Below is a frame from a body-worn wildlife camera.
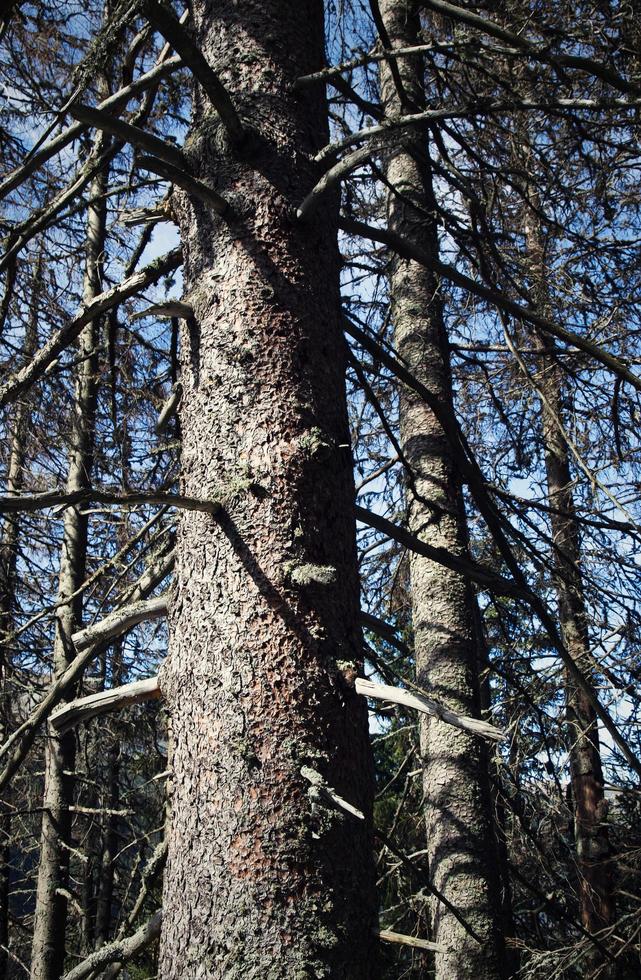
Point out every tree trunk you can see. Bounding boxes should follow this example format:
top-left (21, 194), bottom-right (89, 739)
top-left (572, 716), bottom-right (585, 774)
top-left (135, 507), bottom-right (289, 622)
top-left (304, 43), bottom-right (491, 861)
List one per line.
top-left (0, 258), bottom-right (39, 978)
top-left (157, 1), bottom-right (378, 977)
top-left (31, 155), bottom-right (107, 980)
top-left (378, 2), bottom-right (506, 977)
top-left (541, 351), bottom-right (613, 936)
top-left (93, 642), bottom-right (124, 950)
top-left (523, 203), bottom-right (614, 946)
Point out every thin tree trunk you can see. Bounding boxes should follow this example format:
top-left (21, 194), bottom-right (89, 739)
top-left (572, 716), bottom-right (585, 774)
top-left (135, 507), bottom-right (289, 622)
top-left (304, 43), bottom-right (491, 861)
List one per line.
top-left (540, 349), bottom-right (613, 936)
top-left (0, 258), bottom-right (39, 978)
top-left (31, 153), bottom-right (107, 980)
top-left (156, 1), bottom-right (379, 976)
top-left (378, 2), bottom-right (506, 976)
top-left (522, 199), bottom-right (614, 946)
top-left (92, 642), bottom-right (124, 950)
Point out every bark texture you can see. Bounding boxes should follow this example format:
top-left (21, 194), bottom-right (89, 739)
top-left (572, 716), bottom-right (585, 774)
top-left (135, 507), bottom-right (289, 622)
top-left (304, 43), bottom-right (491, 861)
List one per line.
top-left (158, 2), bottom-right (378, 977)
top-left (31, 158), bottom-right (107, 980)
top-left (379, 2), bottom-right (506, 977)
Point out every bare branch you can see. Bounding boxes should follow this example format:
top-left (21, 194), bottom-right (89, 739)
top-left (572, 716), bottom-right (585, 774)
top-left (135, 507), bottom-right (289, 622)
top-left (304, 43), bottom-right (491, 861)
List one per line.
top-left (142, 0), bottom-right (244, 142)
top-left (50, 676), bottom-right (161, 734)
top-left (61, 910), bottom-right (162, 980)
top-left (356, 678), bottom-right (505, 741)
top-left (294, 40), bottom-right (469, 89)
top-left (137, 155), bottom-right (232, 215)
top-left (377, 928), bottom-right (447, 954)
top-left (130, 301), bottom-right (193, 321)
top-left (300, 766), bottom-right (365, 820)
top-left (0, 549), bottom-right (173, 790)
top-left (341, 217), bottom-right (641, 394)
top-left (0, 488), bottom-right (218, 515)
top-left (356, 504), bottom-right (524, 599)
top-left (72, 596), bottom-right (168, 652)
top-left (69, 104), bottom-right (186, 169)
top-left (156, 383), bottom-right (183, 434)
top-left (359, 611), bottom-right (410, 655)
top-left (419, 0), bottom-right (641, 96)
top-left (298, 145), bottom-right (373, 220)
top-left (0, 56), bottom-right (182, 203)
top-left (0, 249), bottom-right (181, 409)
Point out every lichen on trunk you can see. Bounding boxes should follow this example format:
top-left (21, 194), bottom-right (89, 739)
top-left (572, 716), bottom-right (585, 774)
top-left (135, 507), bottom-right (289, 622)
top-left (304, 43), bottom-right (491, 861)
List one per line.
top-left (157, 2), bottom-right (378, 977)
top-left (378, 2), bottom-right (506, 977)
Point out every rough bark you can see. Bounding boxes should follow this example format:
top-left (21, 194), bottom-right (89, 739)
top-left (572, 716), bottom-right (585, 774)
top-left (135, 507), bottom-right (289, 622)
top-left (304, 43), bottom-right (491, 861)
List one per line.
top-left (157, 1), bottom-right (378, 977)
top-left (31, 154), bottom-right (107, 980)
top-left (0, 259), bottom-right (39, 978)
top-left (378, 2), bottom-right (506, 976)
top-left (525, 213), bottom-right (614, 942)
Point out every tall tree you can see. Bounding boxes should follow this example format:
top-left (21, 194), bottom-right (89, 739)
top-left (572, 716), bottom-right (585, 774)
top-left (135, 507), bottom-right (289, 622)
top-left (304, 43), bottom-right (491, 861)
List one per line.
top-left (523, 195), bottom-right (614, 945)
top-left (0, 255), bottom-right (39, 978)
top-left (1, 1), bottom-right (641, 976)
top-left (31, 150), bottom-right (108, 980)
top-left (154, 0), bottom-right (378, 975)
top-left (377, 1), bottom-right (506, 975)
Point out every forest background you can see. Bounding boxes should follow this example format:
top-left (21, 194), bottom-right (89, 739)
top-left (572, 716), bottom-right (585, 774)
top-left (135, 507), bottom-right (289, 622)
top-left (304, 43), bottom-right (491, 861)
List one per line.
top-left (0, 1), bottom-right (640, 978)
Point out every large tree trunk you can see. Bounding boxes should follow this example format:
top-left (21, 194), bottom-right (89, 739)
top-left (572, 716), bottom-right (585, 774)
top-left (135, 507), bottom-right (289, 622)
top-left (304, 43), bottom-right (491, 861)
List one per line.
top-left (157, 1), bottom-right (378, 977)
top-left (378, 2), bottom-right (506, 977)
top-left (0, 260), bottom-right (39, 978)
top-left (31, 156), bottom-right (107, 980)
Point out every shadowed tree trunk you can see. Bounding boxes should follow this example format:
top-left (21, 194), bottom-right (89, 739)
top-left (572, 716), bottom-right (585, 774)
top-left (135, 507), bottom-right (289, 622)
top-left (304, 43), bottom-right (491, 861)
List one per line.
top-left (92, 645), bottom-right (124, 951)
top-left (0, 257), bottom-right (39, 978)
top-left (156, 1), bottom-right (379, 977)
top-left (378, 1), bottom-right (506, 976)
top-left (539, 340), bottom-right (614, 940)
top-left (31, 151), bottom-right (108, 980)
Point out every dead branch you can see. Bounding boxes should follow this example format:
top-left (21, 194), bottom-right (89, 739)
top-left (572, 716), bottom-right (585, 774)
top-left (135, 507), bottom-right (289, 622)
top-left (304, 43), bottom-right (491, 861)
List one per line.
top-left (50, 676), bottom-right (162, 734)
top-left (61, 910), bottom-right (161, 980)
top-left (356, 678), bottom-right (505, 741)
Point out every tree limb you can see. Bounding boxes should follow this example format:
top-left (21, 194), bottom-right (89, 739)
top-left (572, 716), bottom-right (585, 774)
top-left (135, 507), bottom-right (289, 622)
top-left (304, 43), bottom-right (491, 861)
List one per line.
top-left (137, 155), bottom-right (232, 215)
top-left (0, 249), bottom-right (181, 409)
top-left (0, 549), bottom-right (173, 790)
top-left (50, 676), bottom-right (161, 734)
top-left (142, 0), bottom-right (244, 142)
top-left (69, 104), bottom-right (186, 169)
top-left (341, 217), bottom-right (641, 393)
top-left (356, 678), bottom-right (505, 741)
top-left (419, 0), bottom-right (641, 97)
top-left (72, 596), bottom-right (168, 653)
top-left (61, 910), bottom-right (162, 980)
top-left (0, 489), bottom-right (218, 516)
top-left (377, 928), bottom-right (446, 954)
top-left (0, 56), bottom-right (182, 202)
top-left (356, 504), bottom-right (524, 599)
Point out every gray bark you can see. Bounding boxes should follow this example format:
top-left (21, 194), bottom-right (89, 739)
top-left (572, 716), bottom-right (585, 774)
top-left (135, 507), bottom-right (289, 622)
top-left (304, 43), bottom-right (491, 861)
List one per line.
top-left (378, 2), bottom-right (506, 976)
top-left (156, 1), bottom-right (379, 976)
top-left (31, 151), bottom-right (108, 980)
